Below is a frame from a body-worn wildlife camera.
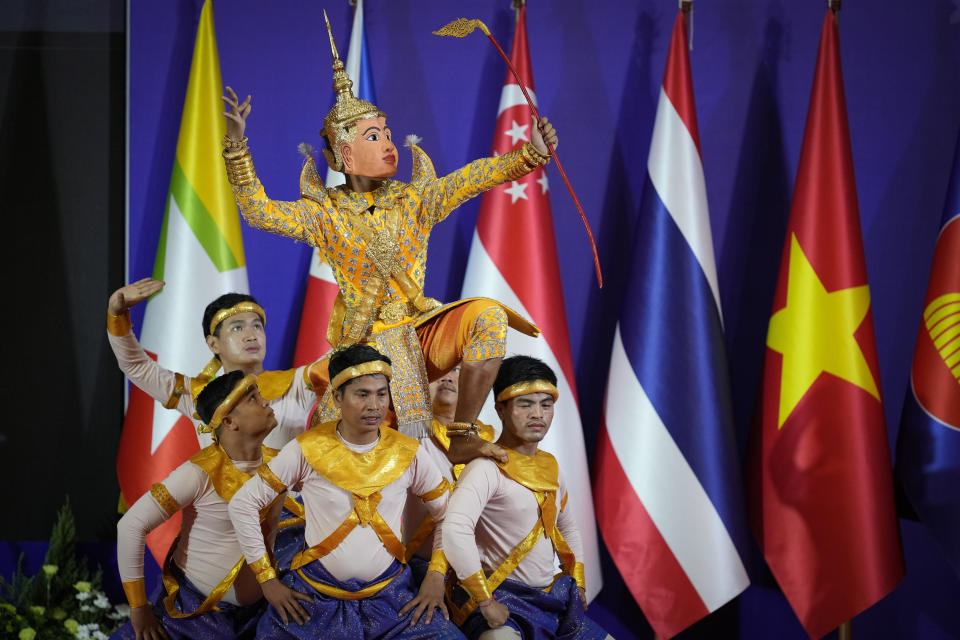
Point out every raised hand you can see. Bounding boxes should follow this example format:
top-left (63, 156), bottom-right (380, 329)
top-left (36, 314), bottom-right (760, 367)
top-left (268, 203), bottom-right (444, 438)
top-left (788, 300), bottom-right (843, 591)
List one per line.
top-left (261, 578), bottom-right (312, 626)
top-left (222, 85), bottom-right (252, 141)
top-left (108, 278), bottom-right (165, 316)
top-left (531, 116), bottom-right (558, 156)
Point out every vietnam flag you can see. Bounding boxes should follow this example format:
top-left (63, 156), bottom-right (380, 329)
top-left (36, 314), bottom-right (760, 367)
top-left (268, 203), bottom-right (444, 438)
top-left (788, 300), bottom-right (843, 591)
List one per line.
top-left (748, 9), bottom-right (904, 638)
top-left (119, 0), bottom-right (249, 563)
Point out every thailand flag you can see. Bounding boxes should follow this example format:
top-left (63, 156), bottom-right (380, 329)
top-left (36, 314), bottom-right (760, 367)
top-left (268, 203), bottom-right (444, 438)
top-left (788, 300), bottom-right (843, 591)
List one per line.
top-left (592, 10), bottom-right (750, 638)
top-left (292, 0), bottom-right (376, 365)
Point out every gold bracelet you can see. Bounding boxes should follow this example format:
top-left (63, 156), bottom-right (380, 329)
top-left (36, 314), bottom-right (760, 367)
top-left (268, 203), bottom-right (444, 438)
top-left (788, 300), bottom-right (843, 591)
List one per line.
top-left (520, 141), bottom-right (550, 168)
top-left (222, 135), bottom-right (248, 150)
top-left (224, 152), bottom-right (256, 187)
top-left (447, 421), bottom-right (480, 437)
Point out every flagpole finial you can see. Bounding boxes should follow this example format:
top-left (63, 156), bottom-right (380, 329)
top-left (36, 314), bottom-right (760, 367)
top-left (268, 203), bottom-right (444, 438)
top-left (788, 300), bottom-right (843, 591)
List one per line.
top-left (680, 0), bottom-right (692, 11)
top-left (828, 0), bottom-right (841, 12)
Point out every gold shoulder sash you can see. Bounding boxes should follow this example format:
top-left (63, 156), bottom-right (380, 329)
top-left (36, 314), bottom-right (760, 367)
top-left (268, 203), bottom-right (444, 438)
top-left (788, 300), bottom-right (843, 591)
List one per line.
top-left (448, 448), bottom-right (578, 624)
top-left (256, 368), bottom-right (297, 401)
top-left (290, 421), bottom-right (419, 570)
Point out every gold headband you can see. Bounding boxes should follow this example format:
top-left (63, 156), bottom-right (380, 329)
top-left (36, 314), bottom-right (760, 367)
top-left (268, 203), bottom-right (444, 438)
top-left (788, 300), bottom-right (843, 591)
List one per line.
top-left (495, 380), bottom-right (559, 403)
top-left (197, 374), bottom-right (259, 436)
top-left (209, 302), bottom-right (266, 335)
top-left (330, 361), bottom-right (393, 390)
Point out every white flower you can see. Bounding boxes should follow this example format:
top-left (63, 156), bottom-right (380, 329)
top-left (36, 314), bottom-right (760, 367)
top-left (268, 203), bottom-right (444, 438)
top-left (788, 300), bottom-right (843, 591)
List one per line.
top-left (93, 595), bottom-right (110, 609)
top-left (92, 631), bottom-right (109, 640)
top-left (113, 603), bottom-right (130, 618)
top-left (79, 604), bottom-right (94, 612)
top-left (75, 591), bottom-right (91, 601)
top-left (75, 627), bottom-right (90, 640)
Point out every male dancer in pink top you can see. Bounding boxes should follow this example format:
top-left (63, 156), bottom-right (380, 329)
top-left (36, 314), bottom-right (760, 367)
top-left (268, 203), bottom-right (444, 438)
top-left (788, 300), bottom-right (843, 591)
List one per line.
top-left (228, 344), bottom-right (465, 639)
top-left (112, 370), bottom-right (283, 640)
top-left (107, 278), bottom-right (322, 450)
top-left (442, 356), bottom-right (611, 640)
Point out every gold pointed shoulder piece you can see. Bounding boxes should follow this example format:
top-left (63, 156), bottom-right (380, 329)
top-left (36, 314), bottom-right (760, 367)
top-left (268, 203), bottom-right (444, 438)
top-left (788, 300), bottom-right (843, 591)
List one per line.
top-left (433, 18), bottom-right (490, 38)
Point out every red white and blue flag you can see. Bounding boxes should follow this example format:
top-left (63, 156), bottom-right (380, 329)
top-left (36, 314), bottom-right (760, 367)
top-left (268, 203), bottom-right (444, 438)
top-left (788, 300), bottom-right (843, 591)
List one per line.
top-left (293, 0), bottom-right (375, 365)
top-left (459, 4), bottom-right (603, 599)
top-left (896, 132), bottom-right (960, 574)
top-left (593, 10), bottom-right (750, 638)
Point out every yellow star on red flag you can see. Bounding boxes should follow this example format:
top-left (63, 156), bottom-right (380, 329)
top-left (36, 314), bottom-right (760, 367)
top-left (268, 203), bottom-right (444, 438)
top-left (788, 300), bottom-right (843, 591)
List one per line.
top-left (766, 234), bottom-right (880, 428)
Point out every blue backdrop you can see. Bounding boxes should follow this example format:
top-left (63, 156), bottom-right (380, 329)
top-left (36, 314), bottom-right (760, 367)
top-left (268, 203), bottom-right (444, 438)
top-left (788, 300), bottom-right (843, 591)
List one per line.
top-left (129, 1), bottom-right (960, 638)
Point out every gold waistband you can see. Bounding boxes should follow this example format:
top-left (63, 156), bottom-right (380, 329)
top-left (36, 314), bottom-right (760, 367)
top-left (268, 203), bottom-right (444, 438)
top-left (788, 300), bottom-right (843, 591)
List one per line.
top-left (296, 566), bottom-right (399, 600)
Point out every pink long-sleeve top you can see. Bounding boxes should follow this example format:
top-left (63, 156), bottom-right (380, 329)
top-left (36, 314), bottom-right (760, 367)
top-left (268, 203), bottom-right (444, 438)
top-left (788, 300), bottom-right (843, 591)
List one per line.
top-left (117, 454), bottom-right (280, 606)
top-left (402, 434), bottom-right (455, 557)
top-left (229, 428), bottom-right (449, 583)
top-left (442, 457), bottom-right (583, 589)
top-left (108, 328), bottom-right (313, 449)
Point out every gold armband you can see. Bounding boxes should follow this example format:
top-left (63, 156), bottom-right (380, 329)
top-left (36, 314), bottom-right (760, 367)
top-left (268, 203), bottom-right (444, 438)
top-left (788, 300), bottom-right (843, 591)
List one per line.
top-left (419, 478), bottom-right (450, 502)
top-left (460, 570), bottom-right (492, 603)
top-left (163, 373), bottom-right (186, 409)
top-left (223, 151), bottom-right (256, 187)
top-left (149, 483), bottom-right (180, 517)
top-left (248, 554), bottom-right (277, 584)
top-left (107, 309), bottom-right (132, 336)
top-left (122, 579), bottom-right (148, 608)
top-left (447, 421), bottom-right (480, 437)
top-left (572, 562), bottom-right (586, 591)
top-left (428, 550), bottom-right (449, 575)
top-left (520, 141), bottom-right (550, 168)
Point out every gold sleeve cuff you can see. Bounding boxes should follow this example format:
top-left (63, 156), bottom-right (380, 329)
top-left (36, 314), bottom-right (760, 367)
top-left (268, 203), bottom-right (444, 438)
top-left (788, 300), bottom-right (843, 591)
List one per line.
top-left (428, 550), bottom-right (448, 575)
top-left (419, 478), bottom-right (450, 503)
top-left (149, 483), bottom-right (180, 517)
top-left (163, 372), bottom-right (186, 409)
top-left (572, 562), bottom-right (586, 591)
top-left (224, 151), bottom-right (257, 187)
top-left (107, 309), bottom-right (132, 336)
top-left (248, 554), bottom-right (277, 584)
top-left (122, 579), bottom-right (148, 608)
top-left (461, 570), bottom-right (492, 602)
top-left (258, 464), bottom-right (287, 495)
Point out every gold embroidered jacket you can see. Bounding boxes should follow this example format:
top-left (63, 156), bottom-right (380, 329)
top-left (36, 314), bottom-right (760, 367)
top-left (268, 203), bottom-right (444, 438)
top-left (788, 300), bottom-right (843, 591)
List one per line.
top-left (227, 143), bottom-right (545, 344)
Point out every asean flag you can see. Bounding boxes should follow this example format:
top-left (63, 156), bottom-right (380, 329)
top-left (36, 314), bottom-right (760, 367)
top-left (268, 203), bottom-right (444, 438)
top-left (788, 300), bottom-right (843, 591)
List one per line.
top-left (896, 132), bottom-right (960, 575)
top-left (748, 10), bottom-right (904, 638)
top-left (459, 4), bottom-right (602, 599)
top-left (593, 10), bottom-right (750, 638)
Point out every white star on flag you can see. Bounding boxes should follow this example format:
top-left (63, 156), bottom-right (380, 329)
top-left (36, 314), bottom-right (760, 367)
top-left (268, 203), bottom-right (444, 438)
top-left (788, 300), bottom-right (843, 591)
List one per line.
top-left (536, 172), bottom-right (549, 194)
top-left (504, 119), bottom-right (529, 145)
top-left (504, 180), bottom-right (528, 204)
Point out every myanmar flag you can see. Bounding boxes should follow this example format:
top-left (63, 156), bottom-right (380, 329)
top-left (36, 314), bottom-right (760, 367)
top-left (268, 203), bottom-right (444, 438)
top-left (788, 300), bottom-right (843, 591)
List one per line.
top-left (748, 9), bottom-right (904, 638)
top-left (117, 0), bottom-right (249, 563)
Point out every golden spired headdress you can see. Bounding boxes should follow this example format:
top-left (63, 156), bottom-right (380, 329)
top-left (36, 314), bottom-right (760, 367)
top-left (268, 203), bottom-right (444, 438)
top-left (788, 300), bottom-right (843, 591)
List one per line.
top-left (197, 373), bottom-right (259, 437)
top-left (320, 9), bottom-right (385, 172)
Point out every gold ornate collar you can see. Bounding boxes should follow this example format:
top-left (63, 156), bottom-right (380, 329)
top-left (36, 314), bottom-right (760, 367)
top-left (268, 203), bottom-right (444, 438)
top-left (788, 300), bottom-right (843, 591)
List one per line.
top-left (296, 421), bottom-right (419, 497)
top-left (495, 447), bottom-right (559, 494)
top-left (189, 367), bottom-right (297, 405)
top-left (190, 444), bottom-right (279, 503)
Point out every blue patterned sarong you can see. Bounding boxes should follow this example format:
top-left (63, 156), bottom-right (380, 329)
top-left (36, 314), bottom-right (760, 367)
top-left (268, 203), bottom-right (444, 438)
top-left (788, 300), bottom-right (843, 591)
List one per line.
top-left (110, 567), bottom-right (265, 640)
top-left (256, 558), bottom-right (465, 639)
top-left (456, 576), bottom-right (608, 640)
